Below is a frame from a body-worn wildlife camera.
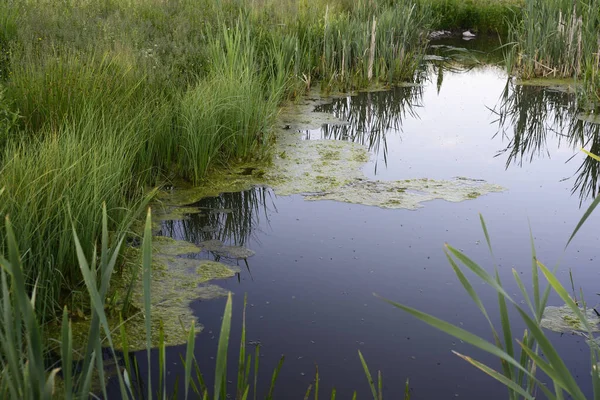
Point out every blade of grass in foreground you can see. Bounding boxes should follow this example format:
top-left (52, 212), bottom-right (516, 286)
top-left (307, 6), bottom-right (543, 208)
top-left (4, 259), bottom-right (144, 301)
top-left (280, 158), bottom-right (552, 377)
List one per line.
top-left (215, 292), bottom-right (233, 400)
top-left (142, 208), bottom-right (153, 400)
top-left (358, 350), bottom-right (377, 400)
top-left (185, 323), bottom-right (195, 400)
top-left (267, 355), bottom-right (285, 400)
top-left (567, 151), bottom-right (600, 247)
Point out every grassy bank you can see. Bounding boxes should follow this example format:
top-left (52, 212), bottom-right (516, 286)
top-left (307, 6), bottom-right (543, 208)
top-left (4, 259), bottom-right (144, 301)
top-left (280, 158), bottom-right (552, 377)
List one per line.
top-left (0, 0), bottom-right (432, 314)
top-left (505, 0), bottom-right (600, 108)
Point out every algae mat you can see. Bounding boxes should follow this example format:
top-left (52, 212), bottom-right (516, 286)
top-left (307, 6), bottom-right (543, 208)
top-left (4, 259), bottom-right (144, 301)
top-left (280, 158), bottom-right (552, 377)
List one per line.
top-left (48, 237), bottom-right (243, 352)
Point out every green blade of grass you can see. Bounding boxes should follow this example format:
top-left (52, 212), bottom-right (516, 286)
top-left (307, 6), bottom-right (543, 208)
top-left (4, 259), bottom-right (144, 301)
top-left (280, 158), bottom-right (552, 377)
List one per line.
top-left (358, 350), bottom-right (377, 400)
top-left (377, 294), bottom-right (546, 387)
top-left (304, 384), bottom-right (313, 400)
top-left (237, 294), bottom-right (248, 398)
top-left (566, 182), bottom-right (600, 248)
top-left (60, 306), bottom-right (73, 400)
top-left (514, 307), bottom-right (586, 399)
top-left (537, 261), bottom-right (594, 334)
top-left (185, 323), bottom-right (196, 400)
top-left (142, 208), bottom-right (153, 400)
top-left (452, 351), bottom-right (536, 400)
top-left (215, 292), bottom-right (233, 400)
top-left (528, 221), bottom-right (541, 318)
top-left (267, 355), bottom-right (285, 400)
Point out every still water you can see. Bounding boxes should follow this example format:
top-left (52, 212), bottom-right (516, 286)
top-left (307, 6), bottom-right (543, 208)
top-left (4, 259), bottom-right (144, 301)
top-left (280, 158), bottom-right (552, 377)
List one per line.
top-left (130, 42), bottom-right (600, 399)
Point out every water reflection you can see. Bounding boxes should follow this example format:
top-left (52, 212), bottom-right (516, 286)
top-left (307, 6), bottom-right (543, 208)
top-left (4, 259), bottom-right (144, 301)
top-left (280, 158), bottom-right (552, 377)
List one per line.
top-left (492, 80), bottom-right (600, 202)
top-left (159, 187), bottom-right (275, 247)
top-left (308, 85), bottom-right (423, 172)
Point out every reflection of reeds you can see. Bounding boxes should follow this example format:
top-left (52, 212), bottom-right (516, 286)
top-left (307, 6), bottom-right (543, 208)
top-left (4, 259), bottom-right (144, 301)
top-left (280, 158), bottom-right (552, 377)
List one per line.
top-left (312, 84), bottom-right (423, 170)
top-left (161, 187), bottom-right (274, 247)
top-left (492, 80), bottom-right (600, 202)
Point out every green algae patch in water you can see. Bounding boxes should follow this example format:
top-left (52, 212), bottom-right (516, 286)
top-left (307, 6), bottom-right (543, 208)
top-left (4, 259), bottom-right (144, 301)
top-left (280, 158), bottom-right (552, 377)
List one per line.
top-left (155, 163), bottom-right (269, 207)
top-left (515, 77), bottom-right (579, 94)
top-left (197, 260), bottom-right (239, 282)
top-left (540, 305), bottom-right (600, 333)
top-left (198, 239), bottom-right (255, 259)
top-left (304, 178), bottom-right (505, 209)
top-left (153, 236), bottom-right (201, 256)
top-left (265, 138), bottom-right (370, 196)
top-left (47, 241), bottom-right (240, 352)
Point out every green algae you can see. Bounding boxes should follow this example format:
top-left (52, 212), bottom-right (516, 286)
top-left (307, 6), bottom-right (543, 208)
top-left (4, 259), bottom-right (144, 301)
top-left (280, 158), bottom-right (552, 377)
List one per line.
top-left (197, 239), bottom-right (255, 259)
top-left (46, 239), bottom-right (240, 352)
top-left (214, 245), bottom-right (255, 259)
top-left (516, 77), bottom-right (579, 94)
top-left (153, 235), bottom-right (201, 256)
top-left (540, 305), bottom-right (600, 333)
top-left (304, 178), bottom-right (505, 209)
top-left (197, 260), bottom-right (239, 282)
top-left (153, 89), bottom-right (505, 215)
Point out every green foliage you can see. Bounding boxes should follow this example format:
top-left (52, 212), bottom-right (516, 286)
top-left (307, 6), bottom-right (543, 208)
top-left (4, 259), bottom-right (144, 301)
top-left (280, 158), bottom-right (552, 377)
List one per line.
top-left (422, 0), bottom-right (523, 34)
top-left (0, 0), bottom-right (432, 313)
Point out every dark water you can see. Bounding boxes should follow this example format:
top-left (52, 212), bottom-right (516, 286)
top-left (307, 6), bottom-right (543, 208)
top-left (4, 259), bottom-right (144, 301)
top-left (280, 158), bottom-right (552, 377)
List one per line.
top-left (128, 43), bottom-right (600, 399)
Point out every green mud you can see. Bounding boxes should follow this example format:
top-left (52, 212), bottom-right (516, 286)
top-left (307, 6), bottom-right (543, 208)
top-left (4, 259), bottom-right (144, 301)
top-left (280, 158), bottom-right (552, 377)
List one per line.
top-left (540, 305), bottom-right (600, 333)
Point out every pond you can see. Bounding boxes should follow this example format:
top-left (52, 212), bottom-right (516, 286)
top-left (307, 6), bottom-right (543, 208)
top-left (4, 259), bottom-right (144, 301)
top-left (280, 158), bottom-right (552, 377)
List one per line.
top-left (118, 39), bottom-right (600, 398)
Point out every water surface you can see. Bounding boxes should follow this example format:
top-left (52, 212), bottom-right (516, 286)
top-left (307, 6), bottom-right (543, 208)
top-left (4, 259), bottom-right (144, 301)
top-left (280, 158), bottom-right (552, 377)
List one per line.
top-left (128, 41), bottom-right (600, 399)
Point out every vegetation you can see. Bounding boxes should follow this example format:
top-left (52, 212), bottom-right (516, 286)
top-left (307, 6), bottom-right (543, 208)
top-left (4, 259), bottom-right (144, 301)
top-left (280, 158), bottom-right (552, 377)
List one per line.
top-left (0, 0), bottom-right (433, 315)
top-left (422, 0), bottom-right (523, 34)
top-left (2, 0), bottom-right (600, 398)
top-left (504, 0), bottom-right (600, 108)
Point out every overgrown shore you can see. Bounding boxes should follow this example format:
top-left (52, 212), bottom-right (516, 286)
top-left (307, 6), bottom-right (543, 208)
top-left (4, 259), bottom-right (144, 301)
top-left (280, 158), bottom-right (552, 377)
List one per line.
top-left (1, 0), bottom-right (600, 397)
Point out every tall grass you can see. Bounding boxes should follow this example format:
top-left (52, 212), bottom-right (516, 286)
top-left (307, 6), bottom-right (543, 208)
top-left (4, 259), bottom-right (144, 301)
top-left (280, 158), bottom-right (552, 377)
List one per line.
top-left (505, 0), bottom-right (600, 110)
top-left (0, 0), bottom-right (432, 313)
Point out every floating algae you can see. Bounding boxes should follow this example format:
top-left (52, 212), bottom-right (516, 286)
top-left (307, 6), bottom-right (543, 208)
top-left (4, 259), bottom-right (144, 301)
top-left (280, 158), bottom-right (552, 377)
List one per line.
top-left (515, 77), bottom-right (579, 94)
top-left (111, 251), bottom-right (239, 350)
top-left (153, 235), bottom-right (201, 256)
top-left (213, 245), bottom-right (255, 259)
top-left (198, 239), bottom-right (255, 259)
top-left (541, 305), bottom-right (600, 333)
top-left (304, 178), bottom-right (505, 209)
top-left (47, 238), bottom-right (239, 352)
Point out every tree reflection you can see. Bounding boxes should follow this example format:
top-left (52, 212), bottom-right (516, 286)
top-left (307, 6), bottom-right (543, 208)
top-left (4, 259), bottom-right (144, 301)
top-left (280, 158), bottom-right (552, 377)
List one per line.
top-left (492, 80), bottom-right (600, 202)
top-left (309, 84), bottom-right (423, 173)
top-left (159, 187), bottom-right (275, 247)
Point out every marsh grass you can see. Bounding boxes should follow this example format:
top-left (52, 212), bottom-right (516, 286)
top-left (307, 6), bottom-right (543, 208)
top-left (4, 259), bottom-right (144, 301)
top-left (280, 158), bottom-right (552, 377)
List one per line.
top-left (0, 0), bottom-right (433, 312)
top-left (505, 0), bottom-right (600, 107)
